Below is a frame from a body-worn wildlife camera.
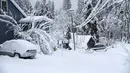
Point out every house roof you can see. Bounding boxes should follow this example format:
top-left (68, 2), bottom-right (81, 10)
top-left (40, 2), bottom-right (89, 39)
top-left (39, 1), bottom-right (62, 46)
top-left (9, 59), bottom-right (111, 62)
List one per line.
top-left (9, 0), bottom-right (27, 17)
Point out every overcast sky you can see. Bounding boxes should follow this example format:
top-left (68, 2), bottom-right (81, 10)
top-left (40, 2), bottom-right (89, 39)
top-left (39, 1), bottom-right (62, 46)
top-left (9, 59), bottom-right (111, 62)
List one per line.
top-left (30, 0), bottom-right (78, 10)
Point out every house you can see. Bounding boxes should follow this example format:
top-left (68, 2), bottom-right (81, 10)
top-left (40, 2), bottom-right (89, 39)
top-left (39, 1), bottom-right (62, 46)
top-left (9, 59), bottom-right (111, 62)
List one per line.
top-left (0, 0), bottom-right (26, 44)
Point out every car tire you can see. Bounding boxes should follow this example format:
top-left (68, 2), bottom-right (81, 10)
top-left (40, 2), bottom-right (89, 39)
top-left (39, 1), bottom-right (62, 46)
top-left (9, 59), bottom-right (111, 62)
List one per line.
top-left (30, 56), bottom-right (35, 59)
top-left (14, 53), bottom-right (21, 58)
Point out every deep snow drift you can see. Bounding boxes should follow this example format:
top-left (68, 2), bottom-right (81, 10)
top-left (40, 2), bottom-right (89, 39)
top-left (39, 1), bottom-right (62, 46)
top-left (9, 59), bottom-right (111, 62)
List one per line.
top-left (0, 42), bottom-right (130, 73)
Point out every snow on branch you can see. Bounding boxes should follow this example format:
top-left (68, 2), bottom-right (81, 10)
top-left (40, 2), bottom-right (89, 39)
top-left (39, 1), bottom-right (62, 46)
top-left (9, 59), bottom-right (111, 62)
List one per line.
top-left (0, 15), bottom-right (21, 33)
top-left (76, 0), bottom-right (123, 28)
top-left (0, 15), bottom-right (17, 25)
top-left (26, 29), bottom-right (53, 54)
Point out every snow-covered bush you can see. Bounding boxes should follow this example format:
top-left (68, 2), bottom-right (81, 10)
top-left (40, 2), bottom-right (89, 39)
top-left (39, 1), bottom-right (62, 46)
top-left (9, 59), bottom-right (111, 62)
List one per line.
top-left (0, 14), bottom-right (54, 55)
top-left (18, 29), bottom-right (53, 55)
top-left (16, 24), bottom-right (54, 55)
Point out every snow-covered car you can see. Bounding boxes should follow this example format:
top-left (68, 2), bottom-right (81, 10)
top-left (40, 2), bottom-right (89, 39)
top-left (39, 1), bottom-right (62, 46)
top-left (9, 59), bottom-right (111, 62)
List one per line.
top-left (0, 40), bottom-right (38, 58)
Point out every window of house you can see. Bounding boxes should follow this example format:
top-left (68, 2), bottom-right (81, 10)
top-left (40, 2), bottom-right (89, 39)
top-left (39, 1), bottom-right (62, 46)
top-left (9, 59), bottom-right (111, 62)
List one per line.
top-left (2, 0), bottom-right (7, 12)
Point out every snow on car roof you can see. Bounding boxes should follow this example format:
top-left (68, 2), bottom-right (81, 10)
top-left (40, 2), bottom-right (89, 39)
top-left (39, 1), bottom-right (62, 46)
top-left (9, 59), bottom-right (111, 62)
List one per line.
top-left (19, 16), bottom-right (53, 23)
top-left (1, 39), bottom-right (39, 51)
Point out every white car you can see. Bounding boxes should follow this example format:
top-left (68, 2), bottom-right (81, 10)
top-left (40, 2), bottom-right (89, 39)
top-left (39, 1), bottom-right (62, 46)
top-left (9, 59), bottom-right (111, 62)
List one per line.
top-left (0, 39), bottom-right (38, 58)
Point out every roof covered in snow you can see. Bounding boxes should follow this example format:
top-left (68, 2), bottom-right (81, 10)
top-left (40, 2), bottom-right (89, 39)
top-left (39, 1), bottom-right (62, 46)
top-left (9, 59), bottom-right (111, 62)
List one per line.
top-left (10, 0), bottom-right (27, 17)
top-left (19, 16), bottom-right (53, 23)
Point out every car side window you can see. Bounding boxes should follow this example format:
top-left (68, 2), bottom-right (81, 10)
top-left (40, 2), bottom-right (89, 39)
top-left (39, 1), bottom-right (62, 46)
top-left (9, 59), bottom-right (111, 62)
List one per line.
top-left (2, 43), bottom-right (9, 50)
top-left (0, 45), bottom-right (1, 49)
top-left (2, 42), bottom-right (12, 50)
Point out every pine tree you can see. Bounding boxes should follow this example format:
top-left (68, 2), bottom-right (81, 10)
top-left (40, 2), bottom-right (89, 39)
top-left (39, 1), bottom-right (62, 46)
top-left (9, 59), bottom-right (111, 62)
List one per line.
top-left (41, 0), bottom-right (46, 6)
top-left (14, 0), bottom-right (33, 15)
top-left (34, 1), bottom-right (41, 10)
top-left (51, 1), bottom-right (55, 14)
top-left (77, 0), bottom-right (84, 14)
top-left (24, 0), bottom-right (33, 15)
top-left (34, 0), bottom-right (47, 16)
top-left (46, 1), bottom-right (55, 19)
top-left (34, 0), bottom-right (54, 19)
top-left (62, 0), bottom-right (72, 10)
top-left (75, 0), bottom-right (84, 27)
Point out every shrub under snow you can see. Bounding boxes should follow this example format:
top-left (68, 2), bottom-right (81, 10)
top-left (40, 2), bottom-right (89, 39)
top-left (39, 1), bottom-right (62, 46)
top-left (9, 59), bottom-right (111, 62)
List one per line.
top-left (17, 29), bottom-right (54, 55)
top-left (0, 14), bottom-right (54, 55)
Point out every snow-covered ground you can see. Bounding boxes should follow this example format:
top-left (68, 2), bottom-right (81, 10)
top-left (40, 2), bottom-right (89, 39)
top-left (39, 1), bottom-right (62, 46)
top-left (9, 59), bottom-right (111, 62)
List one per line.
top-left (0, 42), bottom-right (130, 73)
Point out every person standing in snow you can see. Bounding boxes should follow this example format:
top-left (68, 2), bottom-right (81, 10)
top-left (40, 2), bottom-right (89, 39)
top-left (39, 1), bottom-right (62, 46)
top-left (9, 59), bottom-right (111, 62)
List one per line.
top-left (87, 35), bottom-right (96, 49)
top-left (87, 18), bottom-right (99, 49)
top-left (63, 27), bottom-right (72, 50)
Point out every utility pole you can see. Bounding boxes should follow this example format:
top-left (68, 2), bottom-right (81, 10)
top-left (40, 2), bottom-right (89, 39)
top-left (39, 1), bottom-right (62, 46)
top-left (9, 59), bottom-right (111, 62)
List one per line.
top-left (125, 0), bottom-right (130, 43)
top-left (67, 10), bottom-right (76, 51)
top-left (127, 0), bottom-right (130, 43)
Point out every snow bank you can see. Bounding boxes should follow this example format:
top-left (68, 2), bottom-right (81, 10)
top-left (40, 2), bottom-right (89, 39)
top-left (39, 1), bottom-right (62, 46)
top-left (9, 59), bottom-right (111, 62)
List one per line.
top-left (0, 42), bottom-right (129, 73)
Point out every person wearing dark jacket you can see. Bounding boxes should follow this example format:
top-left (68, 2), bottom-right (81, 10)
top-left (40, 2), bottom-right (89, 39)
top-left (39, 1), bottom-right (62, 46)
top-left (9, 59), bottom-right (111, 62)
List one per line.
top-left (63, 27), bottom-right (72, 50)
top-left (87, 36), bottom-right (96, 49)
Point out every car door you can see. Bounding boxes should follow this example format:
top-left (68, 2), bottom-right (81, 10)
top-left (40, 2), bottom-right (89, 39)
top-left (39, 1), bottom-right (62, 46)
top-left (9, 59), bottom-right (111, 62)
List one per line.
top-left (0, 45), bottom-right (5, 55)
top-left (0, 44), bottom-right (9, 55)
top-left (0, 42), bottom-right (14, 56)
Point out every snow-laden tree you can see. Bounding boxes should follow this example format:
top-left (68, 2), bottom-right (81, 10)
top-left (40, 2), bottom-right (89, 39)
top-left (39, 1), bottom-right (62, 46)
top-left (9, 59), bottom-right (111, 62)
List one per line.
top-left (77, 0), bottom-right (123, 28)
top-left (77, 0), bottom-right (84, 14)
top-left (77, 0), bottom-right (123, 36)
top-left (14, 0), bottom-right (33, 15)
top-left (16, 17), bottom-right (55, 54)
top-left (75, 0), bottom-right (85, 24)
top-left (75, 0), bottom-right (85, 34)
top-left (41, 0), bottom-right (46, 5)
top-left (52, 10), bottom-right (74, 45)
top-left (74, 0), bottom-right (124, 45)
top-left (0, 14), bottom-right (21, 34)
top-left (62, 0), bottom-right (72, 10)
top-left (99, 12), bottom-right (122, 40)
top-left (34, 0), bottom-right (42, 15)
top-left (34, 1), bottom-right (41, 10)
top-left (24, 0), bottom-right (33, 15)
top-left (46, 1), bottom-right (55, 19)
top-left (34, 0), bottom-right (47, 16)
top-left (17, 29), bottom-right (54, 55)
top-left (121, 0), bottom-right (130, 43)
top-left (40, 0), bottom-right (47, 15)
top-left (95, 0), bottom-right (130, 42)
top-left (34, 0), bottom-right (54, 19)
top-left (0, 13), bottom-right (54, 55)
